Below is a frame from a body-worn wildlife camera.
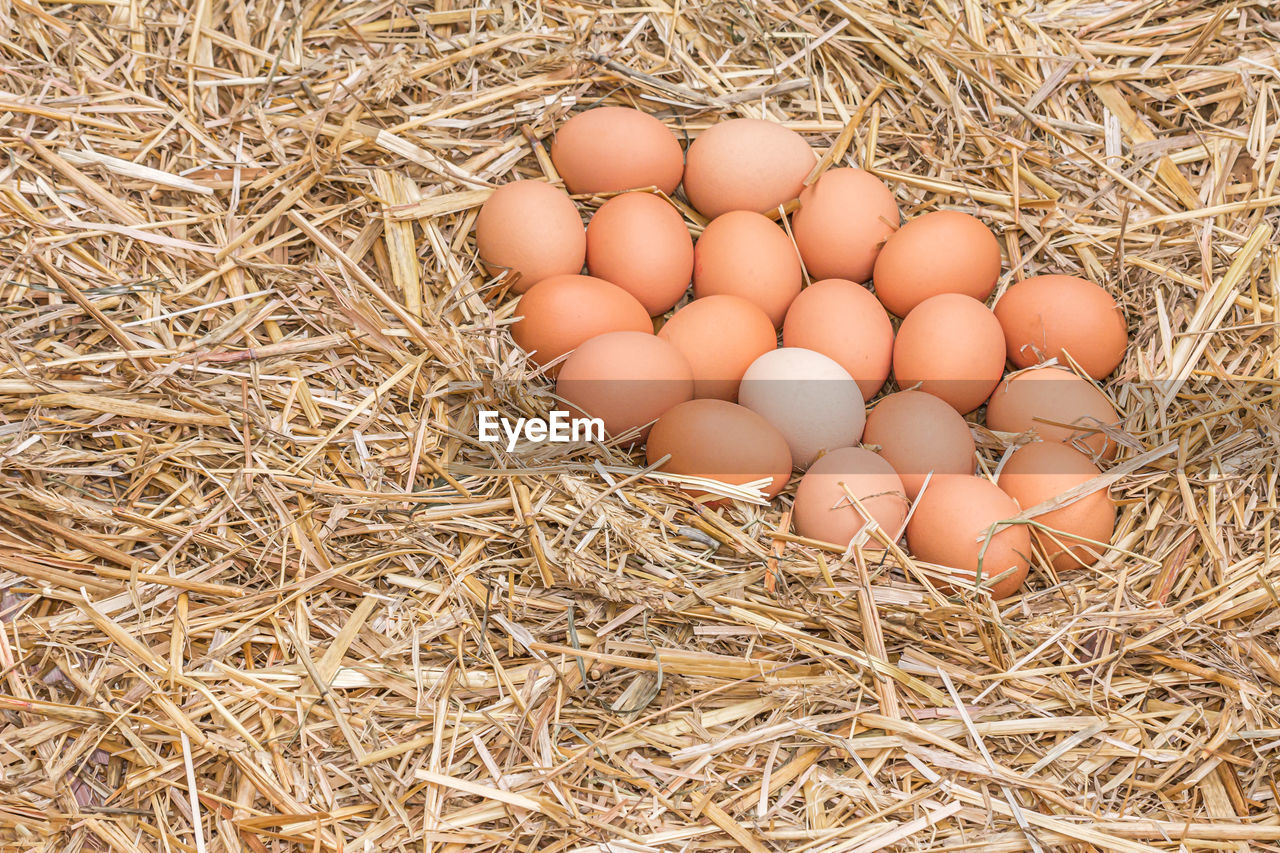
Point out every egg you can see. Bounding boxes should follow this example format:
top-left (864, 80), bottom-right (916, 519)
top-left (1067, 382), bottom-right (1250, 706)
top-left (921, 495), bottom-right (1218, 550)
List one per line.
top-left (550, 106), bottom-right (684, 195)
top-left (693, 210), bottom-right (802, 327)
top-left (647, 398), bottom-right (793, 501)
top-left (738, 348), bottom-right (865, 470)
top-left (556, 331), bottom-right (693, 441)
top-left (892, 293), bottom-right (1005, 414)
top-left (994, 274), bottom-right (1128, 379)
top-left (791, 168), bottom-right (899, 283)
top-left (585, 192), bottom-right (693, 315)
top-left (863, 390), bottom-right (975, 499)
top-left (793, 447), bottom-right (908, 548)
top-left (782, 279), bottom-right (894, 400)
top-left (906, 475), bottom-right (1032, 599)
top-left (658, 295), bottom-right (777, 401)
top-left (985, 366), bottom-right (1121, 460)
top-left (682, 118), bottom-right (815, 218)
top-left (511, 275), bottom-right (652, 370)
top-left (872, 210), bottom-right (1001, 317)
top-left (475, 180), bottom-right (586, 292)
top-left (998, 442), bottom-right (1116, 571)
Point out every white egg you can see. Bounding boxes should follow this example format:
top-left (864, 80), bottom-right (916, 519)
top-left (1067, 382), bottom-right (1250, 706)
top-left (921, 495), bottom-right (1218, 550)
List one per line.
top-left (738, 348), bottom-right (866, 469)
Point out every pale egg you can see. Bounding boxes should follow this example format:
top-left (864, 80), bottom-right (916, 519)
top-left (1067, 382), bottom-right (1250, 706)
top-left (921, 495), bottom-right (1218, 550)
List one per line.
top-left (738, 348), bottom-right (866, 470)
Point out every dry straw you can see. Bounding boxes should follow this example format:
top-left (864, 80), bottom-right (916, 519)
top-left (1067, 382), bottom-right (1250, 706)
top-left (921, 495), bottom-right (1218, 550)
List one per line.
top-left (1, 1), bottom-right (1279, 851)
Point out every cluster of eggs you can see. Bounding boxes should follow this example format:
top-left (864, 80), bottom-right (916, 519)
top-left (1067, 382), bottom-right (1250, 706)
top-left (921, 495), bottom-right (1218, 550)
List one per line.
top-left (475, 106), bottom-right (1128, 600)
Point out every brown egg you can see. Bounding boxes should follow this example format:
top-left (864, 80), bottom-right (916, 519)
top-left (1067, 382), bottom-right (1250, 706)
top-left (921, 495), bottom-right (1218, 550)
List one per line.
top-left (475, 180), bottom-right (585, 292)
top-left (586, 192), bottom-right (693, 315)
top-left (782, 279), bottom-right (894, 400)
top-left (511, 275), bottom-right (652, 370)
top-left (550, 107), bottom-right (684, 195)
top-left (872, 210), bottom-right (1001, 317)
top-left (892, 294), bottom-right (1005, 414)
top-left (792, 169), bottom-right (899, 283)
top-left (907, 475), bottom-right (1032, 599)
top-left (658, 295), bottom-right (776, 401)
top-left (994, 274), bottom-right (1128, 379)
top-left (646, 399), bottom-right (792, 501)
top-left (985, 366), bottom-right (1121, 460)
top-left (793, 447), bottom-right (908, 549)
top-left (864, 390), bottom-right (975, 499)
top-left (682, 119), bottom-right (815, 218)
top-left (998, 442), bottom-right (1116, 571)
top-left (693, 211), bottom-right (802, 327)
top-left (556, 331), bottom-right (693, 441)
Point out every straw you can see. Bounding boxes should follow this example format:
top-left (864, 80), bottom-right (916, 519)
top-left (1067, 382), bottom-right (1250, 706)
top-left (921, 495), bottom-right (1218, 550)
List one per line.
top-left (1, 2), bottom-right (1278, 850)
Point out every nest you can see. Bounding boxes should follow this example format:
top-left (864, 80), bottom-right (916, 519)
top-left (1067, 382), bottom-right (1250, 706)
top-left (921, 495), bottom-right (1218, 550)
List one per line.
top-left (2, 1), bottom-right (1279, 851)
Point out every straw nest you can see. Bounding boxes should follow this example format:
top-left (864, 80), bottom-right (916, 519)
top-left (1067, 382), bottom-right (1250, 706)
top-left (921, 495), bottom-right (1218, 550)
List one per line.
top-left (1, 1), bottom-right (1278, 851)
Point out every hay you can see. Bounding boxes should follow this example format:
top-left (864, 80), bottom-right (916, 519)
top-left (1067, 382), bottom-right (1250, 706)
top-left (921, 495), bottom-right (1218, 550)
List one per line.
top-left (1, 1), bottom-right (1278, 851)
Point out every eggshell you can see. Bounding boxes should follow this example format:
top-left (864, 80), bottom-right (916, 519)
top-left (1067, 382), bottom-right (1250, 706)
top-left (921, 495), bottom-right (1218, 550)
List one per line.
top-left (793, 447), bottom-right (908, 549)
top-left (791, 168), bottom-right (899, 283)
top-left (994, 274), bottom-right (1128, 379)
top-left (782, 279), bottom-right (894, 400)
top-left (998, 442), bottom-right (1116, 571)
top-left (864, 390), bottom-right (975, 499)
top-left (475, 180), bottom-right (585, 292)
top-left (586, 192), bottom-right (692, 315)
top-left (985, 366), bottom-right (1120, 460)
top-left (693, 210), bottom-right (802, 327)
top-left (658, 295), bottom-right (777, 401)
top-left (550, 107), bottom-right (684, 195)
top-left (892, 293), bottom-right (1005, 414)
top-left (511, 275), bottom-right (652, 370)
top-left (738, 348), bottom-right (866, 470)
top-left (872, 210), bottom-right (1001, 317)
top-left (556, 331), bottom-right (693, 441)
top-left (907, 475), bottom-right (1032, 599)
top-left (682, 119), bottom-right (815, 218)
top-left (646, 398), bottom-right (793, 501)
